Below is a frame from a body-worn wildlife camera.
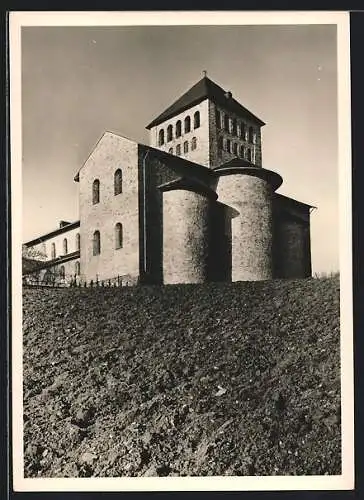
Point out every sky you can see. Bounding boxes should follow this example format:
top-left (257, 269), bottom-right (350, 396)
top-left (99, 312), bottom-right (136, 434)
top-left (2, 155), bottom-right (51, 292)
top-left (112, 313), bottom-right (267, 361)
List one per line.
top-left (21, 22), bottom-right (339, 273)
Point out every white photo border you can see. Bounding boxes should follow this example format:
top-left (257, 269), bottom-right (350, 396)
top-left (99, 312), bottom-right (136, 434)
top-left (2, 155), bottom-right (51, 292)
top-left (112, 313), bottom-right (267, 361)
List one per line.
top-left (10, 10), bottom-right (354, 492)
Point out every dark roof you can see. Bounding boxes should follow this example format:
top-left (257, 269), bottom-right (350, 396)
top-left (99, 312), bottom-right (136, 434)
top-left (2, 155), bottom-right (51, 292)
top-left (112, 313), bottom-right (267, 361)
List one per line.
top-left (158, 177), bottom-right (218, 201)
top-left (146, 76), bottom-right (265, 129)
top-left (213, 157), bottom-right (256, 170)
top-left (274, 193), bottom-right (316, 210)
top-left (22, 251), bottom-right (80, 276)
top-left (213, 158), bottom-right (283, 192)
top-left (139, 143), bottom-right (215, 184)
top-left (24, 221), bottom-right (80, 247)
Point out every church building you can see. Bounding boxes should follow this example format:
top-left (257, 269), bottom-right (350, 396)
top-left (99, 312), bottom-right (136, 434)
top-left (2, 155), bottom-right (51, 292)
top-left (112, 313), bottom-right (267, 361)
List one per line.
top-left (23, 75), bottom-right (314, 286)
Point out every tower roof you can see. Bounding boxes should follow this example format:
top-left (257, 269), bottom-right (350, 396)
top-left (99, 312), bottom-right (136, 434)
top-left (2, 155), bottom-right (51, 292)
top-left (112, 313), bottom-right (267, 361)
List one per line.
top-left (146, 76), bottom-right (265, 129)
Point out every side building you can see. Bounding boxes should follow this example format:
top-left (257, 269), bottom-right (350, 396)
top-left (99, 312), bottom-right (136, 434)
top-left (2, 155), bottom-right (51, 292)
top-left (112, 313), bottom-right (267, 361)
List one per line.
top-left (23, 221), bottom-right (81, 285)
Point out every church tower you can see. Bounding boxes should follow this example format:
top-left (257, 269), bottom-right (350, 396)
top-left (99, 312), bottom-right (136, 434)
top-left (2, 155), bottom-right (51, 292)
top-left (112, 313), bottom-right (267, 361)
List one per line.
top-left (146, 74), bottom-right (265, 169)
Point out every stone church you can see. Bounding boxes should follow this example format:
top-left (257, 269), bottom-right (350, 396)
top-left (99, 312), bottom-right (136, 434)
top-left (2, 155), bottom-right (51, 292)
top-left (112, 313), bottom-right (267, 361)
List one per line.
top-left (23, 75), bottom-right (314, 286)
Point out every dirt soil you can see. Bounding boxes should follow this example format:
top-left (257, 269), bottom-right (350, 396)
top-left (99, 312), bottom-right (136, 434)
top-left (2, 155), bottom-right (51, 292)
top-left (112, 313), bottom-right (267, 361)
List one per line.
top-left (22, 277), bottom-right (341, 477)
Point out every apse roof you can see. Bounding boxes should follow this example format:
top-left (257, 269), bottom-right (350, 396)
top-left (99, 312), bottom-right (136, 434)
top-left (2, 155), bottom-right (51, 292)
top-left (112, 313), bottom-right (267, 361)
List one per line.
top-left (146, 76), bottom-right (265, 129)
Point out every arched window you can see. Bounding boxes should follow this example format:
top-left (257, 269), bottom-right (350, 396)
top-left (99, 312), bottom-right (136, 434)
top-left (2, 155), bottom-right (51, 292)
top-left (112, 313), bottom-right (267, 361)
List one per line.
top-left (184, 116), bottom-right (191, 134)
top-left (248, 126), bottom-right (254, 143)
top-left (193, 111), bottom-right (200, 129)
top-left (247, 148), bottom-right (252, 162)
top-left (63, 238), bottom-right (68, 255)
top-left (176, 144), bottom-right (181, 156)
top-left (76, 233), bottom-right (80, 251)
top-left (232, 118), bottom-right (237, 135)
top-left (115, 223), bottom-right (123, 249)
top-left (226, 139), bottom-right (231, 153)
top-left (224, 114), bottom-right (230, 132)
top-left (158, 129), bottom-right (165, 146)
top-left (75, 261), bottom-right (80, 276)
top-left (218, 136), bottom-right (224, 150)
top-left (51, 242), bottom-right (56, 259)
top-left (176, 120), bottom-right (182, 138)
top-left (216, 109), bottom-right (221, 128)
top-left (93, 230), bottom-right (101, 256)
top-left (168, 147), bottom-right (173, 154)
top-left (167, 124), bottom-right (173, 142)
top-left (233, 143), bottom-right (238, 155)
top-left (59, 265), bottom-right (65, 279)
top-left (240, 145), bottom-right (245, 158)
top-left (92, 179), bottom-right (100, 204)
top-left (114, 169), bottom-right (122, 195)
top-left (191, 137), bottom-right (197, 151)
top-left (240, 123), bottom-right (246, 139)
top-left (183, 141), bottom-right (189, 154)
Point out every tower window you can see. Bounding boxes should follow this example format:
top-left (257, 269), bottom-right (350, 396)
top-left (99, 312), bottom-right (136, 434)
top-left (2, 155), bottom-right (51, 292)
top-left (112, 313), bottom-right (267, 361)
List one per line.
top-left (75, 261), bottom-right (80, 276)
top-left (93, 230), bottom-right (101, 256)
top-left (240, 123), bottom-right (246, 139)
top-left (168, 147), bottom-right (173, 154)
top-left (92, 179), bottom-right (100, 205)
top-left (218, 136), bottom-right (224, 150)
top-left (183, 141), bottom-right (189, 154)
top-left (63, 238), bottom-right (68, 255)
top-left (167, 124), bottom-right (173, 142)
top-left (248, 126), bottom-right (254, 143)
top-left (233, 143), bottom-right (238, 155)
top-left (193, 111), bottom-right (200, 129)
top-left (216, 109), bottom-right (221, 129)
top-left (158, 129), bottom-right (165, 146)
top-left (191, 137), bottom-right (197, 151)
top-left (176, 120), bottom-right (182, 138)
top-left (51, 242), bottom-right (56, 259)
top-left (240, 145), bottom-right (245, 158)
top-left (59, 265), bottom-right (65, 279)
top-left (224, 114), bottom-right (229, 132)
top-left (184, 116), bottom-right (191, 134)
top-left (232, 118), bottom-right (237, 135)
top-left (247, 148), bottom-right (252, 162)
top-left (115, 223), bottom-right (123, 249)
top-left (76, 233), bottom-right (80, 251)
top-left (114, 169), bottom-right (122, 195)
top-left (176, 144), bottom-right (181, 156)
top-left (226, 139), bottom-right (231, 153)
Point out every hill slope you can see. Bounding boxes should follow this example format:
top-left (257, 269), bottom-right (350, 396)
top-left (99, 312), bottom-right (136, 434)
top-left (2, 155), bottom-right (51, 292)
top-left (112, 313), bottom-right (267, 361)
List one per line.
top-left (22, 277), bottom-right (341, 477)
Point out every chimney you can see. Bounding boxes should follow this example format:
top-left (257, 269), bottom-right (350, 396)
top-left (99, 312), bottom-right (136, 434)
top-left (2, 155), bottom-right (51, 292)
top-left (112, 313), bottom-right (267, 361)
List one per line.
top-left (59, 221), bottom-right (71, 228)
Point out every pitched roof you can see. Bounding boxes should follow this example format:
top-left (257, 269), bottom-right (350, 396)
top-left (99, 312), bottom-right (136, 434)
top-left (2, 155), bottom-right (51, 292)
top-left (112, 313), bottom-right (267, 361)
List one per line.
top-left (146, 76), bottom-right (265, 129)
top-left (24, 220), bottom-right (80, 247)
top-left (213, 157), bottom-right (255, 169)
top-left (158, 177), bottom-right (218, 201)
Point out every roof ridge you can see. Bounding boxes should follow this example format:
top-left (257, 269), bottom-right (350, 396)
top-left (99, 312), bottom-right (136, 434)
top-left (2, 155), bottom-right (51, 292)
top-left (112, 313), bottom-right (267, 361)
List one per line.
top-left (146, 76), bottom-right (265, 129)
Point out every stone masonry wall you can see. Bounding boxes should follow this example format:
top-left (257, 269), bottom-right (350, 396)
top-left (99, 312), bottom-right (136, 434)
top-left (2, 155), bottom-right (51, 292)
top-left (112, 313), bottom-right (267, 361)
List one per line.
top-left (29, 226), bottom-right (80, 262)
top-left (272, 196), bottom-right (312, 279)
top-left (138, 145), bottom-right (216, 284)
top-left (79, 132), bottom-right (140, 283)
top-left (162, 189), bottom-right (211, 284)
top-left (216, 174), bottom-right (273, 281)
top-left (273, 217), bottom-right (311, 279)
top-left (208, 101), bottom-right (263, 169)
top-left (149, 100), bottom-right (210, 168)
